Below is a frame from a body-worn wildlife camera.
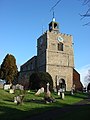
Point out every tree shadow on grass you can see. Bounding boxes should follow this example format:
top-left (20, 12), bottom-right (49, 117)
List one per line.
top-left (24, 98), bottom-right (45, 104)
top-left (25, 104), bottom-right (90, 120)
top-left (55, 104), bottom-right (90, 120)
top-left (0, 99), bottom-right (90, 120)
top-left (0, 103), bottom-right (64, 120)
top-left (0, 98), bottom-right (67, 120)
top-left (1, 91), bottom-right (90, 120)
top-left (0, 105), bottom-right (24, 120)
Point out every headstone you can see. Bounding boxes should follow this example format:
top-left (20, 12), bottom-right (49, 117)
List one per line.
top-left (35, 87), bottom-right (44, 95)
top-left (40, 87), bottom-right (44, 93)
top-left (71, 90), bottom-right (74, 95)
top-left (44, 91), bottom-right (55, 103)
top-left (12, 85), bottom-right (16, 90)
top-left (58, 89), bottom-right (60, 96)
top-left (58, 88), bottom-right (65, 99)
top-left (28, 90), bottom-right (30, 93)
top-left (44, 91), bottom-right (51, 103)
top-left (15, 84), bottom-right (24, 90)
top-left (0, 79), bottom-right (6, 88)
top-left (0, 84), bottom-right (3, 89)
top-left (58, 88), bottom-right (62, 96)
top-left (71, 86), bottom-right (75, 95)
top-left (61, 92), bottom-right (65, 99)
top-left (46, 90), bottom-right (51, 98)
top-left (61, 88), bottom-right (65, 99)
top-left (14, 96), bottom-right (17, 104)
top-left (35, 89), bottom-right (41, 95)
top-left (9, 89), bottom-right (14, 94)
top-left (47, 83), bottom-right (50, 92)
top-left (14, 95), bottom-right (24, 105)
top-left (4, 84), bottom-right (11, 90)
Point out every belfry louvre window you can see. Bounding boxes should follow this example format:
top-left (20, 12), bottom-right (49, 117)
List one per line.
top-left (58, 43), bottom-right (63, 51)
top-left (54, 23), bottom-right (58, 29)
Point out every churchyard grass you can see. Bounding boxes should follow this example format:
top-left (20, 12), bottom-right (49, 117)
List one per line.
top-left (0, 89), bottom-right (89, 120)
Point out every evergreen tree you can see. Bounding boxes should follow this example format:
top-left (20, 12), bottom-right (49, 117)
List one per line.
top-left (0, 54), bottom-right (18, 84)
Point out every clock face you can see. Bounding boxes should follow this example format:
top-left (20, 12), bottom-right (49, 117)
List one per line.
top-left (57, 36), bottom-right (63, 42)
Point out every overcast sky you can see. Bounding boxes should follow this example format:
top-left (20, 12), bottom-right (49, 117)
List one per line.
top-left (0, 0), bottom-right (90, 85)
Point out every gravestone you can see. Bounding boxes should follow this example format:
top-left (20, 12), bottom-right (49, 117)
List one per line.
top-left (47, 83), bottom-right (50, 92)
top-left (58, 88), bottom-right (65, 99)
top-left (58, 89), bottom-right (60, 96)
top-left (4, 84), bottom-right (11, 90)
top-left (44, 82), bottom-right (55, 103)
top-left (71, 89), bottom-right (74, 95)
top-left (9, 89), bottom-right (14, 94)
top-left (35, 87), bottom-right (44, 95)
top-left (14, 95), bottom-right (24, 105)
top-left (61, 92), bottom-right (65, 99)
top-left (58, 88), bottom-right (62, 96)
top-left (71, 85), bottom-right (75, 95)
top-left (14, 96), bottom-right (18, 104)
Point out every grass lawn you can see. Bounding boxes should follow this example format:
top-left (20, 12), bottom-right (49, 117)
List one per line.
top-left (0, 89), bottom-right (89, 120)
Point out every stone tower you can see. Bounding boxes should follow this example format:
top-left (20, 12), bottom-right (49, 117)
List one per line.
top-left (37, 17), bottom-right (74, 91)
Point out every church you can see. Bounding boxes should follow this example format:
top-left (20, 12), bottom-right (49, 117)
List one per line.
top-left (19, 17), bottom-right (83, 91)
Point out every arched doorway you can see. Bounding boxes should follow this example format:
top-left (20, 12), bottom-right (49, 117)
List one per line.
top-left (59, 79), bottom-right (65, 88)
top-left (57, 78), bottom-right (66, 91)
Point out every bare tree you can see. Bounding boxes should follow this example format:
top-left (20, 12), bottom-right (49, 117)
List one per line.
top-left (84, 69), bottom-right (90, 85)
top-left (80, 0), bottom-right (90, 25)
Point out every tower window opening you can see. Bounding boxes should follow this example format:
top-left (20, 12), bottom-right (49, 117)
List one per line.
top-left (54, 23), bottom-right (58, 29)
top-left (58, 43), bottom-right (63, 51)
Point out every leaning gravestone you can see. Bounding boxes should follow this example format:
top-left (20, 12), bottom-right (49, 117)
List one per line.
top-left (35, 87), bottom-right (44, 95)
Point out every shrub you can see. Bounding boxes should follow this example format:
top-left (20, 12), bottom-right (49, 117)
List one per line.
top-left (29, 72), bottom-right (53, 91)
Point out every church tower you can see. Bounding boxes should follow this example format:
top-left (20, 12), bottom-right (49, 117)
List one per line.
top-left (37, 17), bottom-right (74, 91)
top-left (20, 16), bottom-right (83, 91)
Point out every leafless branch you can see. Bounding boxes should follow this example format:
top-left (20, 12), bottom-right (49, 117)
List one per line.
top-left (83, 0), bottom-right (90, 5)
top-left (80, 8), bottom-right (90, 20)
top-left (83, 22), bottom-right (90, 26)
top-left (50, 0), bottom-right (62, 11)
